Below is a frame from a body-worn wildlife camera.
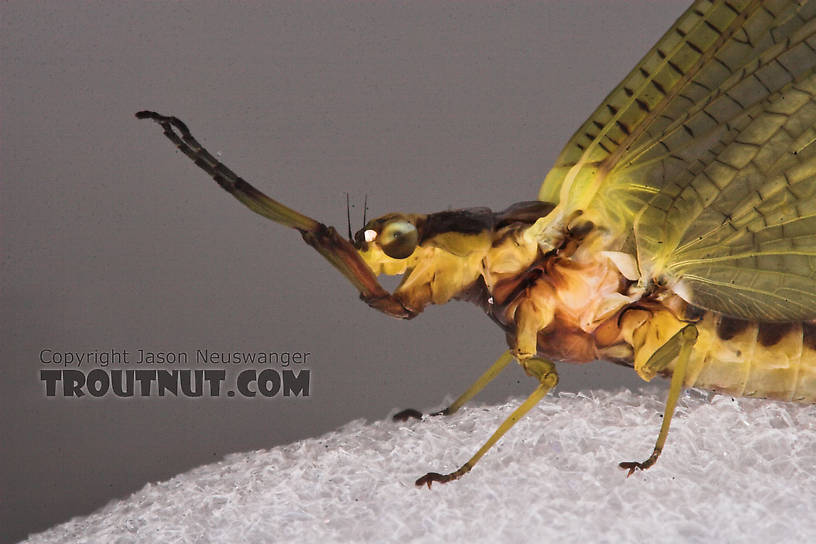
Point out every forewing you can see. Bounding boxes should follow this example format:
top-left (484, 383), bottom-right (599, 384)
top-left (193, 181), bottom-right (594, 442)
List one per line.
top-left (539, 0), bottom-right (816, 321)
top-left (639, 66), bottom-right (816, 321)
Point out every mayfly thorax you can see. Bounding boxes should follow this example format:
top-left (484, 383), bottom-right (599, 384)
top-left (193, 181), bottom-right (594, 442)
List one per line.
top-left (138, 0), bottom-right (816, 486)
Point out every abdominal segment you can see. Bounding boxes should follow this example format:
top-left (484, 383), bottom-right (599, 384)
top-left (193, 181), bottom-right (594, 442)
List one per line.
top-left (619, 303), bottom-right (816, 403)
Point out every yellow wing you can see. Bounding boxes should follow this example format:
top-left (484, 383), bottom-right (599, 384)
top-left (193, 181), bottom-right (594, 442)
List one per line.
top-left (540, 0), bottom-right (816, 321)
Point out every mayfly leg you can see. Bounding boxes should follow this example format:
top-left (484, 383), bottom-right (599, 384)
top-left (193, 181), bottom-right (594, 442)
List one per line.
top-left (433, 350), bottom-right (515, 416)
top-left (393, 350), bottom-right (514, 421)
top-left (620, 324), bottom-right (698, 476)
top-left (416, 357), bottom-right (558, 487)
top-left (135, 111), bottom-right (319, 231)
top-left (136, 111), bottom-right (415, 319)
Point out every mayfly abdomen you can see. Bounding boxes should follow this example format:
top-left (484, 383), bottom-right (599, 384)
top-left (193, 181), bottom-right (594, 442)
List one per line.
top-left (628, 307), bottom-right (816, 403)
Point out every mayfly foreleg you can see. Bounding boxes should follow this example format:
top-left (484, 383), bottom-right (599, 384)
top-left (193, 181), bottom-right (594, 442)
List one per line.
top-left (620, 324), bottom-right (699, 476)
top-left (392, 350), bottom-right (514, 421)
top-left (415, 357), bottom-right (558, 488)
top-left (136, 111), bottom-right (415, 319)
top-left (135, 111), bottom-right (318, 231)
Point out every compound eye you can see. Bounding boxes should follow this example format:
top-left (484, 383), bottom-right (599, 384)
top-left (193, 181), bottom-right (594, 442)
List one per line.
top-left (380, 220), bottom-right (418, 259)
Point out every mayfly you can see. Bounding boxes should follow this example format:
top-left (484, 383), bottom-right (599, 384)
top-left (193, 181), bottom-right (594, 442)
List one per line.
top-left (138, 0), bottom-right (816, 486)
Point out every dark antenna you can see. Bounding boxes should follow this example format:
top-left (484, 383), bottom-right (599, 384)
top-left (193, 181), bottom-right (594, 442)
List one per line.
top-left (362, 194), bottom-right (368, 228)
top-left (345, 192), bottom-right (353, 242)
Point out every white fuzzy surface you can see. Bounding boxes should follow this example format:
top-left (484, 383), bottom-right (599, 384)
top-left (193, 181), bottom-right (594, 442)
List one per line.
top-left (23, 389), bottom-right (816, 543)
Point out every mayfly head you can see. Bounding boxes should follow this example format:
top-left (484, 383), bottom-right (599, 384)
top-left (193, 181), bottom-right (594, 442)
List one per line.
top-left (349, 209), bottom-right (495, 311)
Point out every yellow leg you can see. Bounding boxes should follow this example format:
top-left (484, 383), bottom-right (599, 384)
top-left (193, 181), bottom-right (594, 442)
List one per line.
top-left (432, 350), bottom-right (514, 416)
top-left (393, 351), bottom-right (514, 421)
top-left (416, 357), bottom-right (558, 487)
top-left (620, 324), bottom-right (698, 476)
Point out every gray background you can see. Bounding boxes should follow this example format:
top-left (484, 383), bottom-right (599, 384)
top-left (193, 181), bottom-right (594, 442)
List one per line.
top-left (1, 1), bottom-right (687, 541)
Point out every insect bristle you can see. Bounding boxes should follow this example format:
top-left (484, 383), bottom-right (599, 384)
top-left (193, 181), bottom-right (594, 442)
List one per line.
top-left (346, 192), bottom-right (353, 242)
top-left (362, 194), bottom-right (368, 230)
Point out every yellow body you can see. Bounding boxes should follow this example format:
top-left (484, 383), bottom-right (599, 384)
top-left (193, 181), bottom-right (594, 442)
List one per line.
top-left (624, 305), bottom-right (816, 403)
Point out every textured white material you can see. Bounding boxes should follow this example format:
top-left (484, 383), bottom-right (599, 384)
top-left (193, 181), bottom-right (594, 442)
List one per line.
top-left (23, 389), bottom-right (816, 543)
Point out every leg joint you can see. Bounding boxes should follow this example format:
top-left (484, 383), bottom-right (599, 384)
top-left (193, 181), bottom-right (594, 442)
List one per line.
top-left (522, 358), bottom-right (558, 387)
